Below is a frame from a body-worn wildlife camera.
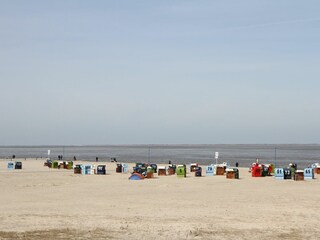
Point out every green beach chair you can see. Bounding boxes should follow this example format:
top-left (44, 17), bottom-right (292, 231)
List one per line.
top-left (52, 161), bottom-right (59, 169)
top-left (67, 161), bottom-right (73, 169)
top-left (177, 165), bottom-right (186, 178)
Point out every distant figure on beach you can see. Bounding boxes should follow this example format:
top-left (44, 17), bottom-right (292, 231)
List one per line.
top-left (111, 158), bottom-right (117, 162)
top-left (256, 158), bottom-right (259, 164)
top-left (236, 162), bottom-right (239, 167)
top-left (73, 156), bottom-right (77, 161)
top-left (168, 160), bottom-right (171, 164)
top-left (96, 157), bottom-right (98, 162)
top-left (12, 155), bottom-right (15, 159)
top-left (58, 155), bottom-right (61, 160)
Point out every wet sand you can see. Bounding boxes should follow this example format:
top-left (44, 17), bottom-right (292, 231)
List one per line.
top-left (0, 159), bottom-right (319, 239)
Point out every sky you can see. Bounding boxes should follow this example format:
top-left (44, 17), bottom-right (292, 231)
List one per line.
top-left (1, 0), bottom-right (320, 145)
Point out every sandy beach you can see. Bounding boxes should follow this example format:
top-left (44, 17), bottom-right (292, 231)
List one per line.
top-left (0, 159), bottom-right (319, 240)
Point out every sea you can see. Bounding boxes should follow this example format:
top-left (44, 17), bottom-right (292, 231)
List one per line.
top-left (1, 144), bottom-right (320, 168)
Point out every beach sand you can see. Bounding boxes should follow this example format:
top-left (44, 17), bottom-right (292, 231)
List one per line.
top-left (0, 159), bottom-right (319, 239)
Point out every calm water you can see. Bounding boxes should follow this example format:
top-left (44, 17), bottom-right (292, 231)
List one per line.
top-left (1, 144), bottom-right (320, 168)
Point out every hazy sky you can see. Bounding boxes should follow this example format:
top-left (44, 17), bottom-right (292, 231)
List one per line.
top-left (1, 0), bottom-right (320, 145)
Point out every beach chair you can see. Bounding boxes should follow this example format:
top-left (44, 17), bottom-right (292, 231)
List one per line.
top-left (74, 164), bottom-right (82, 174)
top-left (261, 165), bottom-right (269, 177)
top-left (284, 168), bottom-right (292, 179)
top-left (177, 165), bottom-right (186, 178)
top-left (81, 164), bottom-right (93, 175)
top-left (7, 162), bottom-right (14, 170)
top-left (116, 163), bottom-right (122, 173)
top-left (304, 168), bottom-right (314, 180)
top-left (195, 167), bottom-right (202, 177)
top-left (226, 168), bottom-right (239, 179)
top-left (311, 163), bottom-right (320, 174)
top-left (146, 166), bottom-right (154, 178)
top-left (190, 163), bottom-right (198, 172)
top-left (215, 165), bottom-right (225, 176)
top-left (122, 164), bottom-right (128, 173)
top-left (269, 164), bottom-right (275, 175)
top-left (150, 164), bottom-right (158, 173)
top-left (97, 165), bottom-right (106, 175)
top-left (14, 161), bottom-right (22, 169)
top-left (52, 161), bottom-right (59, 169)
top-left (251, 164), bottom-right (262, 177)
top-left (294, 170), bottom-right (304, 181)
top-left (274, 168), bottom-right (284, 180)
top-left (206, 165), bottom-right (214, 176)
top-left (67, 161), bottom-right (73, 169)
top-left (158, 166), bottom-right (166, 176)
top-left (167, 164), bottom-right (176, 175)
